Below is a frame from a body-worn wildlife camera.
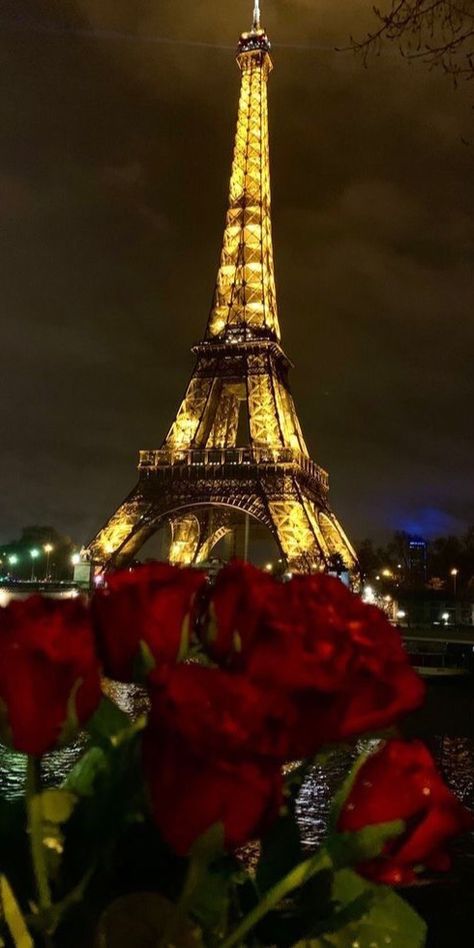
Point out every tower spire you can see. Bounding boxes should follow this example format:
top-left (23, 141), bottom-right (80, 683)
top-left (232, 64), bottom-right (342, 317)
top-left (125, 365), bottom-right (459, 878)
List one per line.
top-left (253, 0), bottom-right (261, 30)
top-left (206, 4), bottom-right (277, 340)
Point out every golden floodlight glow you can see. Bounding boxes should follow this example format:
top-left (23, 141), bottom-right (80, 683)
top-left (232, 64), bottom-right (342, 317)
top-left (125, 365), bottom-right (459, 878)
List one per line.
top-left (86, 10), bottom-right (358, 579)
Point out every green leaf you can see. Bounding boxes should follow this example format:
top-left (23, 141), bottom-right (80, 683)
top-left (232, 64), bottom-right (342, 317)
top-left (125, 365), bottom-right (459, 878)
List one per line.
top-left (309, 869), bottom-right (427, 948)
top-left (85, 695), bottom-right (134, 745)
top-left (58, 679), bottom-right (81, 746)
top-left (188, 864), bottom-right (231, 934)
top-left (177, 615), bottom-right (191, 663)
top-left (39, 790), bottom-right (77, 825)
top-left (64, 745), bottom-right (108, 796)
top-left (222, 823), bottom-right (404, 948)
top-left (327, 820), bottom-right (404, 869)
top-left (0, 875), bottom-right (33, 948)
top-left (132, 641), bottom-right (156, 680)
top-left (185, 825), bottom-right (229, 933)
top-left (95, 893), bottom-right (202, 948)
top-left (257, 813), bottom-right (303, 894)
top-left (326, 749), bottom-right (374, 834)
top-left (189, 822), bottom-right (225, 863)
top-left (42, 868), bottom-right (94, 935)
top-left (221, 850), bottom-right (334, 948)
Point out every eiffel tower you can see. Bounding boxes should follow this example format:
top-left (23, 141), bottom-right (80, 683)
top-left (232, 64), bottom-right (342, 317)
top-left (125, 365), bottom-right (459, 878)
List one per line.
top-left (85, 2), bottom-right (358, 576)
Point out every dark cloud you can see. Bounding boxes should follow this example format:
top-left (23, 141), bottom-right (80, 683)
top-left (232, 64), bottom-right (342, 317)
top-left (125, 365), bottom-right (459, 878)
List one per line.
top-left (1, 0), bottom-right (473, 545)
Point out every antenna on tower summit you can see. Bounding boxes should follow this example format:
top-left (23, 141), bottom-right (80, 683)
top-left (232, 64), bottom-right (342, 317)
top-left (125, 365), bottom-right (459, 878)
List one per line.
top-left (253, 0), bottom-right (261, 30)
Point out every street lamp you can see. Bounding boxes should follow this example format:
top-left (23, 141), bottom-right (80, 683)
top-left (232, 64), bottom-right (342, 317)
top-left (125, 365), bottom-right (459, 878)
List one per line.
top-left (30, 548), bottom-right (40, 581)
top-left (8, 554), bottom-right (18, 575)
top-left (441, 611), bottom-right (450, 625)
top-left (450, 568), bottom-right (458, 597)
top-left (71, 553), bottom-right (81, 567)
top-left (43, 543), bottom-right (54, 581)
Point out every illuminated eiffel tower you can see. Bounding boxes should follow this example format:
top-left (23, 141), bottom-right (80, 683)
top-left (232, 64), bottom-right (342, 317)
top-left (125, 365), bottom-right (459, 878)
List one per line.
top-left (85, 2), bottom-right (358, 576)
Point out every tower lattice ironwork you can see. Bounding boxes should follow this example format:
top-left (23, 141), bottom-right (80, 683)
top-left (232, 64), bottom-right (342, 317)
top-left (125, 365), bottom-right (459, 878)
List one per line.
top-left (86, 6), bottom-right (358, 576)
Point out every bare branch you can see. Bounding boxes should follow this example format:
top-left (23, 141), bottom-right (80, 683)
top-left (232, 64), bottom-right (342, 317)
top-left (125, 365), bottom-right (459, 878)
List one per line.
top-left (346, 0), bottom-right (474, 83)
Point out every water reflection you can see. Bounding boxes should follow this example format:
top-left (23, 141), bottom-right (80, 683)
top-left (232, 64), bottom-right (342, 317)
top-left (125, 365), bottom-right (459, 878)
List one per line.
top-left (1, 684), bottom-right (474, 860)
top-left (0, 739), bottom-right (84, 800)
top-left (0, 680), bottom-right (148, 800)
top-left (296, 752), bottom-right (354, 850)
top-left (434, 736), bottom-right (474, 806)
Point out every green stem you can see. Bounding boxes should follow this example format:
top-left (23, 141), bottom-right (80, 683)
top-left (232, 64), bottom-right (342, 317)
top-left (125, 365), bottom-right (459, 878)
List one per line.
top-left (221, 851), bottom-right (332, 948)
top-left (158, 856), bottom-right (201, 948)
top-left (26, 756), bottom-right (52, 913)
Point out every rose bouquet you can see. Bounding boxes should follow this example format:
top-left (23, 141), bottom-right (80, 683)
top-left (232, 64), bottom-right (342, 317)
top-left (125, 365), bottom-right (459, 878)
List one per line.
top-left (0, 562), bottom-right (471, 947)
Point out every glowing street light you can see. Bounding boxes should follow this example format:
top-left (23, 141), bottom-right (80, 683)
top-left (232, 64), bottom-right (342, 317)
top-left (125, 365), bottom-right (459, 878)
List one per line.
top-left (43, 543), bottom-right (54, 581)
top-left (441, 611), bottom-right (450, 624)
top-left (8, 554), bottom-right (18, 572)
top-left (450, 567), bottom-right (458, 597)
top-left (71, 553), bottom-right (81, 567)
top-left (30, 548), bottom-right (40, 581)
top-left (381, 568), bottom-right (392, 578)
top-left (362, 585), bottom-right (375, 604)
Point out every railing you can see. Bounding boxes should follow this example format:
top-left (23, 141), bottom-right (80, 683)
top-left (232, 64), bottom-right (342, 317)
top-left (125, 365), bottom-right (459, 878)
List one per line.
top-left (139, 447), bottom-right (329, 491)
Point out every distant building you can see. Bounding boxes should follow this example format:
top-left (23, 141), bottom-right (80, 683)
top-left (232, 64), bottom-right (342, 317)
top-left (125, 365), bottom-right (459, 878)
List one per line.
top-left (408, 537), bottom-right (427, 584)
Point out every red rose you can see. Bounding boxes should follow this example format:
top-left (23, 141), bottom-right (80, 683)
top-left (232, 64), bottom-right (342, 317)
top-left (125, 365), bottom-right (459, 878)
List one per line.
top-left (143, 731), bottom-right (282, 856)
top-left (338, 740), bottom-right (474, 885)
top-left (203, 566), bottom-right (424, 755)
top-left (202, 560), bottom-right (275, 664)
top-left (0, 596), bottom-right (101, 756)
top-left (92, 563), bottom-right (206, 682)
top-left (143, 663), bottom-right (287, 853)
top-left (148, 664), bottom-right (295, 762)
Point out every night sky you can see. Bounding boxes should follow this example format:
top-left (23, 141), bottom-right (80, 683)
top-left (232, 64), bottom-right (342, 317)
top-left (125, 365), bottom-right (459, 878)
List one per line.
top-left (1, 0), bottom-right (473, 548)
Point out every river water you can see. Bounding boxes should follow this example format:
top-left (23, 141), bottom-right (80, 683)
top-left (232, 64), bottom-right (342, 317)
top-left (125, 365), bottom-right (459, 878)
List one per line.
top-left (1, 678), bottom-right (473, 947)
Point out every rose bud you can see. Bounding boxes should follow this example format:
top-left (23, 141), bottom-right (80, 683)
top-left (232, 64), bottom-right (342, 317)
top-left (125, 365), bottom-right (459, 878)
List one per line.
top-left (91, 563), bottom-right (206, 682)
top-left (200, 560), bottom-right (275, 664)
top-left (0, 596), bottom-right (101, 757)
top-left (338, 739), bottom-right (474, 885)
